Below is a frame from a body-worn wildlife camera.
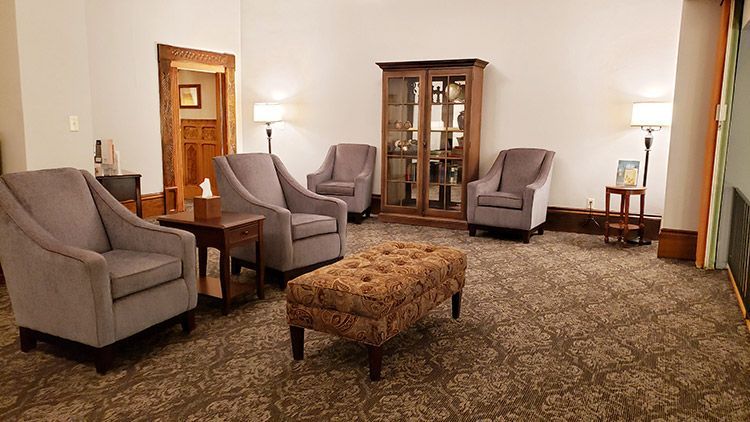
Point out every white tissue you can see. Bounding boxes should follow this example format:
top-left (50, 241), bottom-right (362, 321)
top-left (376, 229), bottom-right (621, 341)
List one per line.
top-left (199, 178), bottom-right (213, 198)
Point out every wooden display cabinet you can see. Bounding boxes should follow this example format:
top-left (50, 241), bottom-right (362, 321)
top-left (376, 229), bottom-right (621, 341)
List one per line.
top-left (376, 58), bottom-right (487, 229)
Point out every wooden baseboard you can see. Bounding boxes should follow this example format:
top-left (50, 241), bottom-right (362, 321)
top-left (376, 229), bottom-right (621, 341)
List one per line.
top-left (657, 228), bottom-right (697, 260)
top-left (728, 268), bottom-right (750, 332)
top-left (370, 195), bottom-right (660, 238)
top-left (378, 212), bottom-right (468, 230)
top-left (120, 192), bottom-right (165, 219)
top-left (545, 206), bottom-right (661, 239)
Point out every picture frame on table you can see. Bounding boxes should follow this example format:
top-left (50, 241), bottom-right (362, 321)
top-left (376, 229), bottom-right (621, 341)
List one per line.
top-left (616, 160), bottom-right (640, 187)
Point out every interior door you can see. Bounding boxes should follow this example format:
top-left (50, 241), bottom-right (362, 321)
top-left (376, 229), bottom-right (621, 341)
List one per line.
top-left (422, 69), bottom-right (470, 218)
top-left (181, 119), bottom-right (221, 198)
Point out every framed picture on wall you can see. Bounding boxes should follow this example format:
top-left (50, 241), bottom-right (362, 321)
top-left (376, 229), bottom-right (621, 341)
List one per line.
top-left (179, 84), bottom-right (202, 109)
top-left (616, 160), bottom-right (640, 187)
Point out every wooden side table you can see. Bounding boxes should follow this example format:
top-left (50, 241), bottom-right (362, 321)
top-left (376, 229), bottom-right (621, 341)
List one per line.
top-left (605, 186), bottom-right (646, 245)
top-left (157, 211), bottom-right (265, 315)
top-left (96, 170), bottom-right (143, 218)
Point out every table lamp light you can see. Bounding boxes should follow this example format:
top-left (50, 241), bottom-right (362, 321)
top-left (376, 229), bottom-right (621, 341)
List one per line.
top-left (253, 103), bottom-right (283, 154)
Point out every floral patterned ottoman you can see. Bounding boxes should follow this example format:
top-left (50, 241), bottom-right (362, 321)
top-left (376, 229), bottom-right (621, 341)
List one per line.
top-left (286, 241), bottom-right (466, 381)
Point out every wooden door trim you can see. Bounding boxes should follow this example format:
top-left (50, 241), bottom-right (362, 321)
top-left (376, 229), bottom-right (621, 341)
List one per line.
top-left (157, 44), bottom-right (236, 213)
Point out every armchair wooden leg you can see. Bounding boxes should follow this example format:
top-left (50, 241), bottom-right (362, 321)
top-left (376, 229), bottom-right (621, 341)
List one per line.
top-left (95, 345), bottom-right (115, 375)
top-left (452, 291), bottom-right (462, 319)
top-left (19, 327), bottom-right (36, 352)
top-left (468, 224), bottom-right (477, 237)
top-left (364, 206), bottom-right (372, 218)
top-left (523, 230), bottom-right (531, 243)
top-left (368, 345), bottom-right (383, 381)
top-left (290, 326), bottom-right (304, 360)
top-left (538, 225), bottom-right (545, 235)
top-left (181, 309), bottom-right (196, 333)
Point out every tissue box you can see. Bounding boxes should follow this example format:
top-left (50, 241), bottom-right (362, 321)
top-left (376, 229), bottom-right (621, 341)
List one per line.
top-left (194, 196), bottom-right (221, 220)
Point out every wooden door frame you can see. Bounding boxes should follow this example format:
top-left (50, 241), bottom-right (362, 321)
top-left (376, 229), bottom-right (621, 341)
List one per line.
top-left (157, 44), bottom-right (237, 213)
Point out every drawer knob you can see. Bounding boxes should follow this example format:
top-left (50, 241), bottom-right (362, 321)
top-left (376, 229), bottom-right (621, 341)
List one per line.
top-left (242, 230), bottom-right (249, 235)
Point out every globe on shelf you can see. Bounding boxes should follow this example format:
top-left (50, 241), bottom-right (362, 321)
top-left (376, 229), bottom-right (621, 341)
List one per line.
top-left (445, 83), bottom-right (465, 103)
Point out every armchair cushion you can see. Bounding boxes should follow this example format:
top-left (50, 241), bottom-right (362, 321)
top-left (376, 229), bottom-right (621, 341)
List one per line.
top-left (477, 192), bottom-right (523, 209)
top-left (499, 149), bottom-right (548, 194)
top-left (317, 181), bottom-right (355, 196)
top-left (291, 213), bottom-right (337, 240)
top-left (2, 168), bottom-right (111, 253)
top-left (226, 154), bottom-right (287, 209)
top-left (332, 144), bottom-right (371, 181)
top-left (103, 249), bottom-right (182, 300)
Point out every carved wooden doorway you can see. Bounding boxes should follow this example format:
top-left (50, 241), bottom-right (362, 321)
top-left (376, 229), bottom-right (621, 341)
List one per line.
top-left (157, 44), bottom-right (236, 213)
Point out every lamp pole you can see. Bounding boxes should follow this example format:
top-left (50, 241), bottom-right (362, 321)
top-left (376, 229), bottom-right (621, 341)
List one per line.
top-left (266, 122), bottom-right (273, 154)
top-left (642, 127), bottom-right (654, 187)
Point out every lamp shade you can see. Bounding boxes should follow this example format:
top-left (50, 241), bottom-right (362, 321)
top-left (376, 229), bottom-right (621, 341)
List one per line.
top-left (253, 103), bottom-right (283, 123)
top-left (630, 102), bottom-right (672, 127)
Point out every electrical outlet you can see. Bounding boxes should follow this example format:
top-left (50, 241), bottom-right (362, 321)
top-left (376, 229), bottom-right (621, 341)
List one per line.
top-left (587, 198), bottom-right (595, 209)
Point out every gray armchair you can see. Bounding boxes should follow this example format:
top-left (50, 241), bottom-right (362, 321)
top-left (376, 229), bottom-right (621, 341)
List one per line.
top-left (467, 148), bottom-right (555, 243)
top-left (0, 168), bottom-right (197, 373)
top-left (307, 143), bottom-right (376, 223)
top-left (214, 153), bottom-right (347, 284)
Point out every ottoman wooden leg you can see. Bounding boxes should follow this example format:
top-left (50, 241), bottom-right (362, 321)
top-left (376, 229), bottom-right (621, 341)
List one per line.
top-left (290, 326), bottom-right (304, 360)
top-left (368, 345), bottom-right (383, 381)
top-left (452, 291), bottom-right (462, 319)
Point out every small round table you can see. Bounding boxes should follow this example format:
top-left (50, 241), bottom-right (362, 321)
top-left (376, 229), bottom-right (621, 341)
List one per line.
top-left (605, 185), bottom-right (646, 245)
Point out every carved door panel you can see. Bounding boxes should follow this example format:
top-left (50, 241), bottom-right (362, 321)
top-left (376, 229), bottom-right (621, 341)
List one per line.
top-left (181, 119), bottom-right (220, 198)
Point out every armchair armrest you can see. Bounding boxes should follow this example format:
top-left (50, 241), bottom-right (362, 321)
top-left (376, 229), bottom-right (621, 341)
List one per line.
top-left (83, 172), bottom-right (198, 308)
top-left (522, 151), bottom-right (555, 228)
top-left (353, 146), bottom-right (376, 201)
top-left (273, 155), bottom-right (347, 255)
top-left (467, 151), bottom-right (506, 221)
top-left (0, 181), bottom-right (115, 347)
top-left (307, 145), bottom-right (336, 192)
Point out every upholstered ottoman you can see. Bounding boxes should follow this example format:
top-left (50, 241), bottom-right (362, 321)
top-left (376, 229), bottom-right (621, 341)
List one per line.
top-left (286, 241), bottom-right (466, 381)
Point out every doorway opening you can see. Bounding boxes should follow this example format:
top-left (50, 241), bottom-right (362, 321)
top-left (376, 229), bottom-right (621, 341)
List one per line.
top-left (157, 44), bottom-right (237, 213)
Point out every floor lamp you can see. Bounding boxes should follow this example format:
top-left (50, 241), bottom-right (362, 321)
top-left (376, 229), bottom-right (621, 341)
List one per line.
top-left (253, 103), bottom-right (283, 154)
top-left (630, 101), bottom-right (673, 244)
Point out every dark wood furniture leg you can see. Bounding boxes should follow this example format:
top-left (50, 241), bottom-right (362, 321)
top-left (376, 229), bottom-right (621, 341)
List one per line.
top-left (523, 230), bottom-right (531, 244)
top-left (95, 345), bottom-right (115, 375)
top-left (452, 291), bottom-right (462, 319)
top-left (256, 228), bottom-right (265, 299)
top-left (134, 177), bottom-right (143, 218)
top-left (538, 224), bottom-right (544, 235)
top-left (638, 192), bottom-right (646, 244)
top-left (605, 190), bottom-right (611, 243)
top-left (19, 327), bottom-right (37, 352)
top-left (290, 326), bottom-right (304, 360)
top-left (219, 251), bottom-right (231, 315)
top-left (198, 246), bottom-right (208, 278)
top-left (468, 224), bottom-right (477, 237)
top-left (623, 192), bottom-right (631, 242)
top-left (181, 309), bottom-right (196, 333)
top-left (368, 345), bottom-right (383, 381)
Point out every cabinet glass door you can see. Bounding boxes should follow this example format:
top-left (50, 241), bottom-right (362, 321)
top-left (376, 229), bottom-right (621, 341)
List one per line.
top-left (384, 75), bottom-right (422, 209)
top-left (425, 73), bottom-right (466, 213)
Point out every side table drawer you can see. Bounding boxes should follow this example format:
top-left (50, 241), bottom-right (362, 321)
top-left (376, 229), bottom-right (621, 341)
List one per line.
top-left (227, 223), bottom-right (259, 245)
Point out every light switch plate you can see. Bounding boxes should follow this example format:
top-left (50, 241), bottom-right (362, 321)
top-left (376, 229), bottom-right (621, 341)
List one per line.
top-left (68, 115), bottom-right (80, 132)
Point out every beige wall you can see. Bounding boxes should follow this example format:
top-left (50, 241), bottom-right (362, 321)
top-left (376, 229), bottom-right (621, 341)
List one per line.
top-left (178, 70), bottom-right (218, 120)
top-left (85, 0), bottom-right (242, 194)
top-left (0, 0), bottom-right (26, 174)
top-left (240, 0), bottom-right (683, 215)
top-left (661, 0), bottom-right (724, 231)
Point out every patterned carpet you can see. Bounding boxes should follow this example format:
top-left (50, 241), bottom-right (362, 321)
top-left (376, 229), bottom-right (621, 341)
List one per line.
top-left (1, 219), bottom-right (749, 420)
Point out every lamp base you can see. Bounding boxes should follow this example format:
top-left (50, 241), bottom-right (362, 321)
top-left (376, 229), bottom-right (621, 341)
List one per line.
top-left (626, 237), bottom-right (652, 246)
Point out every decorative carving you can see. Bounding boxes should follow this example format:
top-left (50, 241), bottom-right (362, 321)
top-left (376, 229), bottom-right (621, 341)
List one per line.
top-left (157, 44), bottom-right (236, 212)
